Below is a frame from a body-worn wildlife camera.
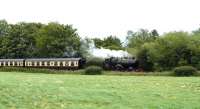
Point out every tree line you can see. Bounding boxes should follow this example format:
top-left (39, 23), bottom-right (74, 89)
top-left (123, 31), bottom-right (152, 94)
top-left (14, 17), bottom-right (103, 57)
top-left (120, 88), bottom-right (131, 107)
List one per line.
top-left (0, 20), bottom-right (83, 58)
top-left (1, 19), bottom-right (200, 71)
top-left (126, 29), bottom-right (200, 71)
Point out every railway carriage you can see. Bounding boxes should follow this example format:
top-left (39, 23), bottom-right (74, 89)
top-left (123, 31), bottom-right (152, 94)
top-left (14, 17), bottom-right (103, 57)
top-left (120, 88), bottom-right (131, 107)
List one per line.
top-left (0, 59), bottom-right (24, 67)
top-left (0, 58), bottom-right (84, 70)
top-left (25, 58), bottom-right (81, 69)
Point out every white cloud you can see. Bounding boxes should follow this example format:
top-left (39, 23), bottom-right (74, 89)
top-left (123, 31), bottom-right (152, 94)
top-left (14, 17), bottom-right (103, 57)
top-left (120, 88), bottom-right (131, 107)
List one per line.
top-left (0, 0), bottom-right (200, 41)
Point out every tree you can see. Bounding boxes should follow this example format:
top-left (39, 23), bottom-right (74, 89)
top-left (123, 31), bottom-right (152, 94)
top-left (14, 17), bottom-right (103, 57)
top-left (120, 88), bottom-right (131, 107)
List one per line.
top-left (92, 36), bottom-right (123, 50)
top-left (0, 22), bottom-right (43, 58)
top-left (127, 29), bottom-right (158, 48)
top-left (192, 27), bottom-right (200, 36)
top-left (0, 20), bottom-right (10, 37)
top-left (137, 44), bottom-right (154, 71)
top-left (36, 22), bottom-right (81, 58)
top-left (92, 38), bottom-right (103, 48)
top-left (102, 36), bottom-right (122, 50)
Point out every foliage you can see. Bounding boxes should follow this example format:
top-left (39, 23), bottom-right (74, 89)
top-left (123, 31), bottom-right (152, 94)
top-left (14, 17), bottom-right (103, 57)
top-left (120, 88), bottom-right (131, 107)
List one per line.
top-left (173, 66), bottom-right (197, 76)
top-left (84, 66), bottom-right (103, 75)
top-left (93, 36), bottom-right (123, 50)
top-left (0, 20), bottom-right (82, 58)
top-left (127, 29), bottom-right (159, 48)
top-left (136, 43), bottom-right (154, 71)
top-left (127, 30), bottom-right (200, 71)
top-left (0, 67), bottom-right (83, 74)
top-left (36, 22), bottom-right (81, 58)
top-left (194, 62), bottom-right (200, 70)
top-left (0, 20), bottom-right (10, 37)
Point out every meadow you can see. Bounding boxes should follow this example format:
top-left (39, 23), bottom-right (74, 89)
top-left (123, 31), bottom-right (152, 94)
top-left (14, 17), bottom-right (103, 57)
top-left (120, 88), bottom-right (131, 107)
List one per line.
top-left (0, 72), bottom-right (200, 109)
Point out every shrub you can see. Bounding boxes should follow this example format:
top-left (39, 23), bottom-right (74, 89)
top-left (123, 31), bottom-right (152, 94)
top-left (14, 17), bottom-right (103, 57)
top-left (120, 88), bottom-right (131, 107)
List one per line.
top-left (85, 57), bottom-right (104, 67)
top-left (0, 67), bottom-right (82, 74)
top-left (194, 62), bottom-right (200, 70)
top-left (137, 47), bottom-right (154, 71)
top-left (84, 66), bottom-right (103, 75)
top-left (173, 66), bottom-right (197, 76)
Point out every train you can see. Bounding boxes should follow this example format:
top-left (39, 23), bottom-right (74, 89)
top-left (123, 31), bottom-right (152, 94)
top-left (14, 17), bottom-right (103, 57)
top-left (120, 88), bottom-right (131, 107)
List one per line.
top-left (103, 57), bottom-right (139, 71)
top-left (0, 57), bottom-right (139, 71)
top-left (0, 58), bottom-right (86, 70)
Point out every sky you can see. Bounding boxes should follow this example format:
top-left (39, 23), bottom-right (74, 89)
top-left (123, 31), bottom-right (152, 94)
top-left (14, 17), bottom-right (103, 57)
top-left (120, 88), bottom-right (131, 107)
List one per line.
top-left (0, 0), bottom-right (200, 41)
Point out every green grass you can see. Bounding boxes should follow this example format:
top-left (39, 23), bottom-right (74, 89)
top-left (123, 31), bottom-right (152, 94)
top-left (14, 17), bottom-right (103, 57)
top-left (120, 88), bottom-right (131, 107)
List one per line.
top-left (0, 72), bottom-right (200, 109)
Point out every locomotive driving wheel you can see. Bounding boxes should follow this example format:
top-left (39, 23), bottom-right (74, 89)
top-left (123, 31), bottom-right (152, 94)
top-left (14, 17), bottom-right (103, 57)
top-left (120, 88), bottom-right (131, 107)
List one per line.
top-left (115, 64), bottom-right (124, 71)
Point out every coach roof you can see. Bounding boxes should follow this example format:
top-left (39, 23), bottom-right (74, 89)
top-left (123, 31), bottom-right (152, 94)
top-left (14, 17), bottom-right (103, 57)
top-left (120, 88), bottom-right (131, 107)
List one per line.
top-left (25, 58), bottom-right (81, 61)
top-left (0, 59), bottom-right (24, 61)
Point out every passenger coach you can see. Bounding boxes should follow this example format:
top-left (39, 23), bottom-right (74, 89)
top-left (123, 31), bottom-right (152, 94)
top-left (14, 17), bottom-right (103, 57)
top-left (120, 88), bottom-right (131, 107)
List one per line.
top-left (25, 58), bottom-right (81, 69)
top-left (0, 58), bottom-right (83, 70)
top-left (0, 59), bottom-right (24, 67)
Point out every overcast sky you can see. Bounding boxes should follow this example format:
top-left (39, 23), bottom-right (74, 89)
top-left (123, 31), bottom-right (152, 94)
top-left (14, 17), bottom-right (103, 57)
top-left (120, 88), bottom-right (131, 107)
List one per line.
top-left (0, 0), bottom-right (200, 41)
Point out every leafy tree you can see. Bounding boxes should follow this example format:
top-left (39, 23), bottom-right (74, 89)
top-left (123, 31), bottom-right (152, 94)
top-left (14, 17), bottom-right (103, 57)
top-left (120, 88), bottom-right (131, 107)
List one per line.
top-left (93, 36), bottom-right (123, 50)
top-left (92, 38), bottom-right (103, 48)
top-left (36, 22), bottom-right (81, 58)
top-left (0, 20), bottom-right (10, 37)
top-left (192, 28), bottom-right (200, 36)
top-left (102, 36), bottom-right (122, 50)
top-left (0, 23), bottom-right (42, 58)
top-left (127, 29), bottom-right (158, 48)
top-left (136, 43), bottom-right (154, 71)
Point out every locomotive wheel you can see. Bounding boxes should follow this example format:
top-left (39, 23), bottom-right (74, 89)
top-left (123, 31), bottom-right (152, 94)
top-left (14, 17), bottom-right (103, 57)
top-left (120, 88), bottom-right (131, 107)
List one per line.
top-left (128, 66), bottom-right (134, 71)
top-left (115, 64), bottom-right (124, 71)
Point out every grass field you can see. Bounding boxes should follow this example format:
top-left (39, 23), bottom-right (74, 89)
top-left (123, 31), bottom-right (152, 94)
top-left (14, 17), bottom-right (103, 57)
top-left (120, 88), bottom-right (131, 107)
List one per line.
top-left (0, 72), bottom-right (200, 109)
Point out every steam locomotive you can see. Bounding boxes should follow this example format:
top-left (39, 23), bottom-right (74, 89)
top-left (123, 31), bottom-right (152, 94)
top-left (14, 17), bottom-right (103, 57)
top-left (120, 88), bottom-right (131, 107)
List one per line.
top-left (103, 57), bottom-right (139, 71)
top-left (0, 57), bottom-right (138, 71)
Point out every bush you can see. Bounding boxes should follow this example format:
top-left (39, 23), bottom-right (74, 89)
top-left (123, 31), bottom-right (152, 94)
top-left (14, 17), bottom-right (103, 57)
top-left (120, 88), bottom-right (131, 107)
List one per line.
top-left (173, 66), bottom-right (197, 76)
top-left (137, 46), bottom-right (154, 71)
top-left (194, 62), bottom-right (200, 70)
top-left (0, 67), bottom-right (82, 74)
top-left (85, 57), bottom-right (104, 67)
top-left (84, 66), bottom-right (103, 75)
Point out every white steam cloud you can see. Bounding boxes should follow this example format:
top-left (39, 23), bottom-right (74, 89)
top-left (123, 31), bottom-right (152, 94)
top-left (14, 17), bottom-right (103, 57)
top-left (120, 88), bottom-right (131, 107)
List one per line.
top-left (89, 41), bottom-right (131, 58)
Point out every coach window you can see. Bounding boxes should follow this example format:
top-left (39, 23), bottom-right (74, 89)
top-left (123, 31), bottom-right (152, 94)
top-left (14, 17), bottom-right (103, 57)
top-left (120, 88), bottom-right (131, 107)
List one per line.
top-left (39, 62), bottom-right (42, 66)
top-left (12, 61), bottom-right (15, 66)
top-left (16, 62), bottom-right (19, 66)
top-left (71, 61), bottom-right (74, 66)
top-left (8, 62), bottom-right (10, 66)
top-left (42, 61), bottom-right (44, 66)
top-left (34, 62), bottom-right (37, 66)
top-left (5, 62), bottom-right (8, 66)
top-left (68, 61), bottom-right (71, 66)
top-left (57, 61), bottom-right (60, 66)
top-left (50, 61), bottom-right (54, 66)
top-left (19, 62), bottom-right (23, 66)
top-left (26, 62), bottom-right (28, 66)
top-left (44, 62), bottom-right (47, 66)
top-left (74, 61), bottom-right (78, 66)
top-left (62, 61), bottom-right (66, 66)
top-left (28, 62), bottom-right (32, 66)
top-left (47, 61), bottom-right (51, 66)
